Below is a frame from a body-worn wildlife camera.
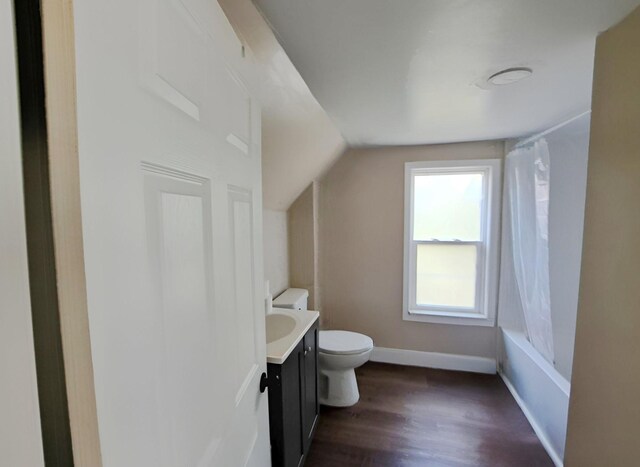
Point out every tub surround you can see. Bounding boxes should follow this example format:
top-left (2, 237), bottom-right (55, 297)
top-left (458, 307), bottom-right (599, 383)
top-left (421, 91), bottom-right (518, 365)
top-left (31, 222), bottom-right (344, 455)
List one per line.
top-left (500, 329), bottom-right (569, 466)
top-left (500, 113), bottom-right (590, 382)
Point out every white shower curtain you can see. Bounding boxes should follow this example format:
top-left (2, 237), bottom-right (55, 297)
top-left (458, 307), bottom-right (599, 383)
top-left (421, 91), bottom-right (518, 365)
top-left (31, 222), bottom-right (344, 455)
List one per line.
top-left (505, 139), bottom-right (554, 363)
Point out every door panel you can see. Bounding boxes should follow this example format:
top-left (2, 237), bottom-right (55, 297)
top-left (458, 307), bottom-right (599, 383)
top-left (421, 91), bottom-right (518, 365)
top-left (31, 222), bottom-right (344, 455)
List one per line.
top-left (144, 168), bottom-right (220, 466)
top-left (141, 0), bottom-right (207, 120)
top-left (229, 188), bottom-right (259, 403)
top-left (223, 74), bottom-right (252, 156)
top-left (73, 0), bottom-right (268, 465)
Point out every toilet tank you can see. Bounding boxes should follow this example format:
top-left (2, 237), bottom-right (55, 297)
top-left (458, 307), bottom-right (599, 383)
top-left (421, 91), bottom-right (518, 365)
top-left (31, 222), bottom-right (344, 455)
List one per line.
top-left (273, 288), bottom-right (309, 311)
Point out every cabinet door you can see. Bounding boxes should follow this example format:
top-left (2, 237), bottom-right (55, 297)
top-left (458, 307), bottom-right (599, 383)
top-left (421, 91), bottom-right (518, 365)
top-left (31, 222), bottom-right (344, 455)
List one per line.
top-left (282, 340), bottom-right (304, 467)
top-left (302, 324), bottom-right (319, 450)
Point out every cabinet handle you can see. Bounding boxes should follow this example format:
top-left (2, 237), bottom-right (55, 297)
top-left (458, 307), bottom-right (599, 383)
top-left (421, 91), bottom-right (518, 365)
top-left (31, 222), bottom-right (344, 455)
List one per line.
top-left (304, 345), bottom-right (312, 356)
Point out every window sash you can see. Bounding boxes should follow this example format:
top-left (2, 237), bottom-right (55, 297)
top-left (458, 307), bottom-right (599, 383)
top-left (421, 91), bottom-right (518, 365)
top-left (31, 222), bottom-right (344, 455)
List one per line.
top-left (408, 240), bottom-right (485, 315)
top-left (407, 167), bottom-right (490, 318)
top-left (411, 170), bottom-right (486, 242)
top-left (403, 159), bottom-right (501, 327)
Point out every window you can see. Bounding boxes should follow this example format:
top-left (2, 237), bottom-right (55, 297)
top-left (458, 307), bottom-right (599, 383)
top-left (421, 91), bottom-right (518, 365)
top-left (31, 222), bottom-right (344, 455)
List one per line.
top-left (403, 159), bottom-right (501, 326)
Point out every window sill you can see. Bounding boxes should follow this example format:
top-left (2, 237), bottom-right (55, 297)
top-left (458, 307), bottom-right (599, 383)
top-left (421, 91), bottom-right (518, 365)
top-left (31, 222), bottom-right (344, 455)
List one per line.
top-left (404, 309), bottom-right (496, 327)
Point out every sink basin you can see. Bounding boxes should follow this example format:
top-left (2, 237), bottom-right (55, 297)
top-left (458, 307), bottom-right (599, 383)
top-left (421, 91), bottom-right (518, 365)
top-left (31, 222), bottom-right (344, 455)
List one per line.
top-left (266, 313), bottom-right (297, 344)
top-left (267, 308), bottom-right (319, 364)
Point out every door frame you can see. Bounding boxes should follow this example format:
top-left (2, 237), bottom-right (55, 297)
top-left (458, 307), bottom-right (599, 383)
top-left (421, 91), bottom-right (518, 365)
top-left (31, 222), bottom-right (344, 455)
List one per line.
top-left (13, 0), bottom-right (74, 464)
top-left (1, 0), bottom-right (44, 464)
top-left (15, 0), bottom-right (103, 464)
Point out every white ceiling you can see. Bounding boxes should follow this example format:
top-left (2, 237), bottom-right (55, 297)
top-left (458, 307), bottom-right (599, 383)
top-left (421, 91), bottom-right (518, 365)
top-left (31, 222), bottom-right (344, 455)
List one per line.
top-left (254, 0), bottom-right (640, 146)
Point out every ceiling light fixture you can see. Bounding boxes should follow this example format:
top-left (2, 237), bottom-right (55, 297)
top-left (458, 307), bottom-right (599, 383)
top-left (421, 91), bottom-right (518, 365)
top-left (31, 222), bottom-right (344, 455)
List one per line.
top-left (487, 67), bottom-right (533, 86)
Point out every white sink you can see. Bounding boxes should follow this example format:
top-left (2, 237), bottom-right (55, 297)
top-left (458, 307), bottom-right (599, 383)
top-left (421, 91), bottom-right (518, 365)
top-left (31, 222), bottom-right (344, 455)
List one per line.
top-left (266, 313), bottom-right (297, 344)
top-left (265, 308), bottom-right (319, 364)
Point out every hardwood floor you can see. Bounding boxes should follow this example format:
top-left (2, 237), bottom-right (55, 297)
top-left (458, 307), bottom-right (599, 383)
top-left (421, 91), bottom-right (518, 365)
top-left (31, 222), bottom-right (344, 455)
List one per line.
top-left (306, 362), bottom-right (554, 467)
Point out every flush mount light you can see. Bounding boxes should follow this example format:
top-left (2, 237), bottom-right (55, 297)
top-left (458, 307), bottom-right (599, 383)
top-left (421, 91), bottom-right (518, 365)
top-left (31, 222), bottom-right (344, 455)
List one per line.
top-left (487, 67), bottom-right (533, 85)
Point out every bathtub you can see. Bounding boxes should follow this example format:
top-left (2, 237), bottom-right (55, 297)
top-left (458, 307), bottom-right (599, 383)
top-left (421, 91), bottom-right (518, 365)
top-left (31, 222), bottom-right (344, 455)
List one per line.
top-left (499, 329), bottom-right (570, 466)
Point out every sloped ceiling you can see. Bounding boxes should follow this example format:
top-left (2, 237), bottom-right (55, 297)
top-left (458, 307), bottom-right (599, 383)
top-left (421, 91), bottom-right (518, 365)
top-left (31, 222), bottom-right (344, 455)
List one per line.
top-left (254, 0), bottom-right (640, 146)
top-left (219, 0), bottom-right (346, 211)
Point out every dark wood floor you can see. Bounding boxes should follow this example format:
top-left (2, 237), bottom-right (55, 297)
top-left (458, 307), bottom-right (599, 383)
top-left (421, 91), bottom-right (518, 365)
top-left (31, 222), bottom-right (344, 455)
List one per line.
top-left (306, 362), bottom-right (553, 467)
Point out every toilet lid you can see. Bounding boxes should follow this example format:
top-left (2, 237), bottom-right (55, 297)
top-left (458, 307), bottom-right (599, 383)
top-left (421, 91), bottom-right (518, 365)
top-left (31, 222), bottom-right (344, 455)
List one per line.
top-left (319, 330), bottom-right (373, 355)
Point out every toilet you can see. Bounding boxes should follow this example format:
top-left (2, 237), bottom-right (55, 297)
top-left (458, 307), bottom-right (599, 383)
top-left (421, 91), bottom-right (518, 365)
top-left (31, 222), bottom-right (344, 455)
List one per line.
top-left (273, 288), bottom-right (373, 407)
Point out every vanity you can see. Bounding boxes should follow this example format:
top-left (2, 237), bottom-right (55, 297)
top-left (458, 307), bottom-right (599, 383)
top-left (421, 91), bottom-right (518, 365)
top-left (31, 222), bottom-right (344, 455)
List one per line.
top-left (266, 308), bottom-right (319, 467)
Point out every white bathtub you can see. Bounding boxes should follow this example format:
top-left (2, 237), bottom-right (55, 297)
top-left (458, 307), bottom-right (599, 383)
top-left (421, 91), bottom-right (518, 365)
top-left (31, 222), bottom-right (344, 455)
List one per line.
top-left (499, 329), bottom-right (570, 466)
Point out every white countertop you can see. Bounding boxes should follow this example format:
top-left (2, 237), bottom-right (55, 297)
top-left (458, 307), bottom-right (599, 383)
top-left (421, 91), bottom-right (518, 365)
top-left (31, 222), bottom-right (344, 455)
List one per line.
top-left (266, 308), bottom-right (319, 364)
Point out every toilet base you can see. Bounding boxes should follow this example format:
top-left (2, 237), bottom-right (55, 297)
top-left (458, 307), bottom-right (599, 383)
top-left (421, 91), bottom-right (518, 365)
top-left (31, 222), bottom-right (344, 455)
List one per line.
top-left (319, 368), bottom-right (360, 407)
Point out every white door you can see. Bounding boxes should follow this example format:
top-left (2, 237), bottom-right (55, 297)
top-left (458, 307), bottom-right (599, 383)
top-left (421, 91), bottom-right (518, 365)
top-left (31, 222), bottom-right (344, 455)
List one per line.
top-left (0, 0), bottom-right (45, 465)
top-left (72, 0), bottom-right (270, 465)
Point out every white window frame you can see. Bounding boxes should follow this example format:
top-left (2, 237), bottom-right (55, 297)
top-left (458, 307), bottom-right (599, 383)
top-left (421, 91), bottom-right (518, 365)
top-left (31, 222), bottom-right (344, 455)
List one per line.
top-left (403, 159), bottom-right (501, 327)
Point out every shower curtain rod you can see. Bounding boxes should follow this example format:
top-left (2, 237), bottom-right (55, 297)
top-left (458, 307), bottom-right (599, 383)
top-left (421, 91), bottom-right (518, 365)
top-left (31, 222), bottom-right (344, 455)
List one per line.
top-left (512, 110), bottom-right (591, 151)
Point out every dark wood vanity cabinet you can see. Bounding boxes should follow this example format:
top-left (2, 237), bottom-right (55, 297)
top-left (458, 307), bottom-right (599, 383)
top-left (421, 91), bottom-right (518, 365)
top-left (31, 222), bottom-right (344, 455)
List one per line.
top-left (267, 321), bottom-right (319, 467)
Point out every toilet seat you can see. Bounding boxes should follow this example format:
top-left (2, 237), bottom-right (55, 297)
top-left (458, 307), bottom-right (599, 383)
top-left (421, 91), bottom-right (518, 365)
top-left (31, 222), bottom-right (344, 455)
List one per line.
top-left (319, 330), bottom-right (373, 355)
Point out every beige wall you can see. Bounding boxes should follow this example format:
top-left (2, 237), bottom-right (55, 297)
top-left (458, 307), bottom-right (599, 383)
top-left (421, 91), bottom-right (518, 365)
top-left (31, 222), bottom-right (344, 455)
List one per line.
top-left (288, 183), bottom-right (322, 312)
top-left (565, 7), bottom-right (640, 465)
top-left (263, 209), bottom-right (289, 296)
top-left (319, 141), bottom-right (503, 358)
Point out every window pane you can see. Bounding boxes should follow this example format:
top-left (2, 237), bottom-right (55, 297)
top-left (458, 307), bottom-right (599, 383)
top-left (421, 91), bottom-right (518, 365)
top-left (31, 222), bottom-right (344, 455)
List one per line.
top-left (416, 243), bottom-right (477, 309)
top-left (413, 172), bottom-right (483, 241)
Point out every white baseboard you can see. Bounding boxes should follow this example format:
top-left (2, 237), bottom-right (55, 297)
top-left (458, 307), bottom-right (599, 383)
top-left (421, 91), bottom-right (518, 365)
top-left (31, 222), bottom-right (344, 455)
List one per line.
top-left (370, 346), bottom-right (497, 374)
top-left (499, 371), bottom-right (564, 467)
